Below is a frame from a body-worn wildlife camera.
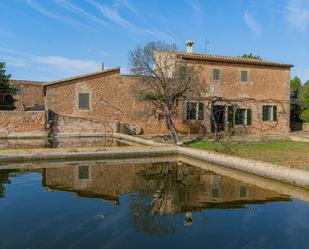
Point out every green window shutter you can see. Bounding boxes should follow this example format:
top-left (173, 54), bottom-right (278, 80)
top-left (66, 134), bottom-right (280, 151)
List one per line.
top-left (213, 69), bottom-right (220, 81)
top-left (198, 102), bottom-right (204, 120)
top-left (247, 109), bottom-right (252, 125)
top-left (227, 106), bottom-right (234, 128)
top-left (273, 105), bottom-right (277, 121)
top-left (241, 71), bottom-right (248, 82)
top-left (262, 106), bottom-right (267, 121)
top-left (79, 93), bottom-right (90, 109)
top-left (186, 102), bottom-right (190, 120)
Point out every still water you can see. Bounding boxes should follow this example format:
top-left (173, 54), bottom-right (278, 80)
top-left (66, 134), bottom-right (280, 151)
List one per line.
top-left (0, 159), bottom-right (309, 249)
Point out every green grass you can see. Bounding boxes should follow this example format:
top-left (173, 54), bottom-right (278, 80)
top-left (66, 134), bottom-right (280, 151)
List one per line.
top-left (186, 139), bottom-right (309, 170)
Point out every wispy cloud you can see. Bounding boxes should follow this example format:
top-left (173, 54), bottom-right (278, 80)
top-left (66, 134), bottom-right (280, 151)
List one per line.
top-left (0, 47), bottom-right (100, 80)
top-left (244, 10), bottom-right (262, 36)
top-left (115, 0), bottom-right (139, 16)
top-left (284, 0), bottom-right (309, 33)
top-left (27, 0), bottom-right (93, 31)
top-left (55, 0), bottom-right (109, 28)
top-left (185, 0), bottom-right (203, 15)
top-left (86, 0), bottom-right (140, 33)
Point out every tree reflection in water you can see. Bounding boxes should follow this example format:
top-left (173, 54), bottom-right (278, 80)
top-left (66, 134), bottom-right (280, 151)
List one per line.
top-left (128, 162), bottom-right (205, 236)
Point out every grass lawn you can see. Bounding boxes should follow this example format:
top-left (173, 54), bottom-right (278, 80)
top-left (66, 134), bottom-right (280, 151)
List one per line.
top-left (186, 139), bottom-right (309, 170)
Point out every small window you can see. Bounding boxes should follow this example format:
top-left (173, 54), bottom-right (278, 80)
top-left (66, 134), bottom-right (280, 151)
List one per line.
top-left (212, 188), bottom-right (219, 199)
top-left (262, 105), bottom-right (277, 122)
top-left (78, 93), bottom-right (90, 110)
top-left (240, 186), bottom-right (247, 198)
top-left (187, 102), bottom-right (204, 120)
top-left (78, 166), bottom-right (89, 179)
top-left (240, 71), bottom-right (248, 82)
top-left (213, 68), bottom-right (221, 82)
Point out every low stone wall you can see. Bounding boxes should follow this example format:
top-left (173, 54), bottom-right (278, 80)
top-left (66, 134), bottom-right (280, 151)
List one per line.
top-left (303, 123), bottom-right (309, 132)
top-left (0, 111), bottom-right (46, 137)
top-left (49, 112), bottom-right (116, 137)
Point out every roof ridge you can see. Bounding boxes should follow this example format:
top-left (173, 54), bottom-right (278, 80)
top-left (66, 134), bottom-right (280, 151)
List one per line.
top-left (165, 50), bottom-right (293, 68)
top-left (47, 67), bottom-right (120, 85)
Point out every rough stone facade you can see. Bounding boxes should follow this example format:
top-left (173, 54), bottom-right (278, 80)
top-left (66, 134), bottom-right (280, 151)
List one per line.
top-left (0, 111), bottom-right (46, 137)
top-left (45, 69), bottom-right (169, 135)
top-left (10, 80), bottom-right (46, 111)
top-left (176, 58), bottom-right (291, 135)
top-left (44, 54), bottom-right (292, 136)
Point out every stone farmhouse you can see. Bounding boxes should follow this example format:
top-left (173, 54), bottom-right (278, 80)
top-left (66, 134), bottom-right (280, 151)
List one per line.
top-left (1, 41), bottom-right (293, 137)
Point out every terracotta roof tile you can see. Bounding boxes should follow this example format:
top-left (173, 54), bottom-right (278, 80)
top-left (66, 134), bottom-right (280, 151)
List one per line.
top-left (172, 51), bottom-right (293, 68)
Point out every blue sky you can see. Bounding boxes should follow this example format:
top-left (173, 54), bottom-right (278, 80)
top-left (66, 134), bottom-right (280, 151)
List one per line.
top-left (1, 0), bottom-right (309, 83)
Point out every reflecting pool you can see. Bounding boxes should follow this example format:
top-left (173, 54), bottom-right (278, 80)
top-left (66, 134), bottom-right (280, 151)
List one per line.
top-left (1, 159), bottom-right (309, 249)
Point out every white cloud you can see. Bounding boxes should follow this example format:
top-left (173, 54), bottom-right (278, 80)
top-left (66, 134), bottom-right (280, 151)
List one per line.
top-left (27, 0), bottom-right (93, 31)
top-left (0, 47), bottom-right (100, 80)
top-left (244, 10), bottom-right (262, 36)
top-left (284, 0), bottom-right (309, 33)
top-left (86, 0), bottom-right (140, 33)
top-left (55, 0), bottom-right (109, 28)
top-left (185, 0), bottom-right (203, 15)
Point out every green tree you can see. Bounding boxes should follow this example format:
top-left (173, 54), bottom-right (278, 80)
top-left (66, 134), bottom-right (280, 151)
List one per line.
top-left (0, 62), bottom-right (18, 110)
top-left (290, 76), bottom-right (302, 124)
top-left (300, 81), bottom-right (309, 122)
top-left (241, 53), bottom-right (262, 60)
top-left (290, 76), bottom-right (302, 99)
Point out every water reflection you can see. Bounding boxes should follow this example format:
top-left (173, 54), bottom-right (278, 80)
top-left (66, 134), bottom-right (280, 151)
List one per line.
top-left (38, 162), bottom-right (291, 235)
top-left (1, 160), bottom-right (308, 249)
top-left (0, 136), bottom-right (129, 149)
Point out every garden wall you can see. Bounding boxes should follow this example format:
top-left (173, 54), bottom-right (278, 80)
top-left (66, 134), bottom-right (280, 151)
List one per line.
top-left (0, 111), bottom-right (47, 137)
top-left (303, 123), bottom-right (309, 132)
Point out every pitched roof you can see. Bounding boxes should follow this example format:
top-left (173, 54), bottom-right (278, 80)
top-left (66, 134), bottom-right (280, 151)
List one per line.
top-left (172, 51), bottom-right (293, 68)
top-left (46, 67), bottom-right (120, 86)
top-left (10, 79), bottom-right (47, 86)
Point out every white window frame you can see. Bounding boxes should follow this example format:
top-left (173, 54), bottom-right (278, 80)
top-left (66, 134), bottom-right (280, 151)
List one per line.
top-left (186, 101), bottom-right (204, 120)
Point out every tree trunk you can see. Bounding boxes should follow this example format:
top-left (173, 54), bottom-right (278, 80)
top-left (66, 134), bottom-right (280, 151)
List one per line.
top-left (163, 106), bottom-right (180, 144)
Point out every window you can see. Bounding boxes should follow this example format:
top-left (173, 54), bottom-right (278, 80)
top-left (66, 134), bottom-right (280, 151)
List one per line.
top-left (240, 70), bottom-right (248, 82)
top-left (228, 106), bottom-right (252, 126)
top-left (235, 109), bottom-right (246, 125)
top-left (178, 65), bottom-right (187, 79)
top-left (187, 102), bottom-right (204, 120)
top-left (262, 105), bottom-right (277, 122)
top-left (212, 188), bottom-right (219, 199)
top-left (78, 93), bottom-right (90, 110)
top-left (78, 166), bottom-right (89, 179)
top-left (240, 186), bottom-right (247, 198)
top-left (213, 68), bottom-right (221, 82)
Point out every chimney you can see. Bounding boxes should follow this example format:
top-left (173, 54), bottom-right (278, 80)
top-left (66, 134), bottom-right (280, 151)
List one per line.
top-left (101, 63), bottom-right (104, 71)
top-left (186, 40), bottom-right (194, 53)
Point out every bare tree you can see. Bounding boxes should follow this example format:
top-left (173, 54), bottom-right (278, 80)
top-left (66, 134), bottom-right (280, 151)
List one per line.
top-left (128, 41), bottom-right (202, 144)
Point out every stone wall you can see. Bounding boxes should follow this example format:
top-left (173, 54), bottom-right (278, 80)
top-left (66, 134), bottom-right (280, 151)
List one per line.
top-left (0, 111), bottom-right (46, 137)
top-left (45, 61), bottom-right (291, 136)
top-left (303, 123), bottom-right (309, 132)
top-left (10, 80), bottom-right (45, 111)
top-left (48, 112), bottom-right (116, 137)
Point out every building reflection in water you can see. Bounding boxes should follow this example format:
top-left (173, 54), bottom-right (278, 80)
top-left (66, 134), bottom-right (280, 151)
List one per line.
top-left (38, 161), bottom-right (291, 235)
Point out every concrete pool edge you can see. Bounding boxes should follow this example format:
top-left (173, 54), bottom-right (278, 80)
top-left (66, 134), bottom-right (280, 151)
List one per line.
top-left (113, 133), bottom-right (309, 188)
top-left (1, 133), bottom-right (309, 188)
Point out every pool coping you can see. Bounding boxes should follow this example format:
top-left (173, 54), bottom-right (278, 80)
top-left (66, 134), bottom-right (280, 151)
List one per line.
top-left (1, 133), bottom-right (309, 188)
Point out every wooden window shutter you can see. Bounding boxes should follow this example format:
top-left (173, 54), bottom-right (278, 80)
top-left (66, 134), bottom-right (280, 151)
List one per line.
top-left (79, 93), bottom-right (90, 109)
top-left (262, 106), bottom-right (267, 121)
top-left (227, 106), bottom-right (234, 128)
top-left (198, 102), bottom-right (204, 120)
top-left (273, 105), bottom-right (277, 121)
top-left (247, 109), bottom-right (252, 125)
